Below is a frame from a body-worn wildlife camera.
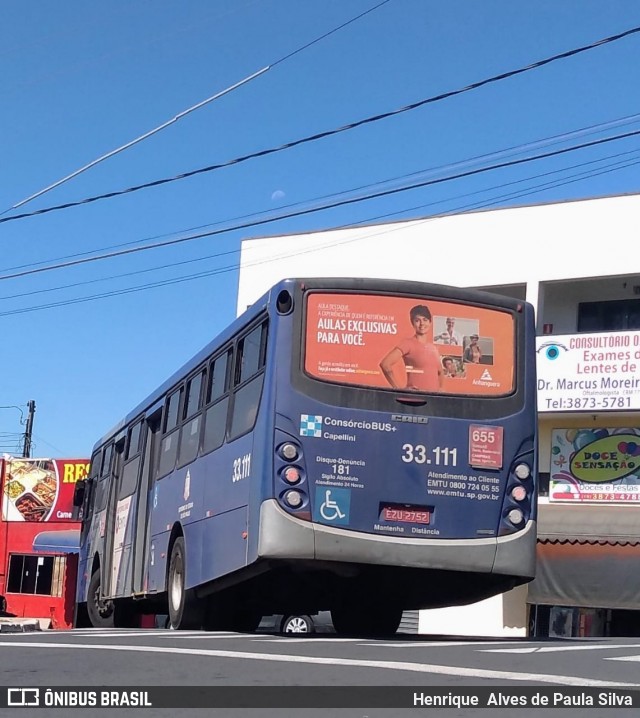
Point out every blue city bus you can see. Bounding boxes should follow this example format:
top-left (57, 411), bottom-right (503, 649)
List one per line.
top-left (74, 277), bottom-right (537, 634)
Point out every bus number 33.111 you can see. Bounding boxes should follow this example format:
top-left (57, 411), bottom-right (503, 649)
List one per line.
top-left (232, 453), bottom-right (252, 482)
top-left (401, 444), bottom-right (458, 466)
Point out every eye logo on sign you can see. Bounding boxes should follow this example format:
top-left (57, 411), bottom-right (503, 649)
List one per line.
top-left (536, 341), bottom-right (568, 360)
top-left (300, 414), bottom-right (323, 437)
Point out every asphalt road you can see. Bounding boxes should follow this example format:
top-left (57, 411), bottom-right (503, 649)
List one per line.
top-left (1, 628), bottom-right (639, 717)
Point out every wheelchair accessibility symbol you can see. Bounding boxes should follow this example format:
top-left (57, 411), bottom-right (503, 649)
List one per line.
top-left (314, 487), bottom-right (350, 525)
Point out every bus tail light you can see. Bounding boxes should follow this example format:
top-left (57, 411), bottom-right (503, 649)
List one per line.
top-left (507, 508), bottom-right (524, 525)
top-left (284, 490), bottom-right (303, 508)
top-left (510, 485), bottom-right (527, 502)
top-left (275, 432), bottom-right (307, 516)
top-left (283, 466), bottom-right (301, 484)
top-left (280, 443), bottom-right (298, 461)
top-left (514, 463), bottom-right (531, 480)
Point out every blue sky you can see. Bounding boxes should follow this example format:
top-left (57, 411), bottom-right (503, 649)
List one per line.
top-left (1, 1), bottom-right (640, 457)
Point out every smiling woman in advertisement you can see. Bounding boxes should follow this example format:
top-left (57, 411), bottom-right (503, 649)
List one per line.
top-left (379, 304), bottom-right (443, 392)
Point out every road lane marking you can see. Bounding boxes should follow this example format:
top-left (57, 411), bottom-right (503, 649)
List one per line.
top-left (605, 655), bottom-right (640, 662)
top-left (0, 630), bottom-right (202, 639)
top-left (367, 641), bottom-right (522, 648)
top-left (1, 641), bottom-right (638, 687)
top-left (481, 643), bottom-right (640, 654)
top-left (258, 637), bottom-right (363, 643)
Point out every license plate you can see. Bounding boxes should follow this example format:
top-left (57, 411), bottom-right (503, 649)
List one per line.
top-left (382, 506), bottom-right (430, 524)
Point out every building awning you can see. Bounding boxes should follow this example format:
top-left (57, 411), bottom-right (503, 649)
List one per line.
top-left (32, 529), bottom-right (80, 554)
top-left (537, 503), bottom-right (640, 546)
top-left (529, 504), bottom-right (640, 609)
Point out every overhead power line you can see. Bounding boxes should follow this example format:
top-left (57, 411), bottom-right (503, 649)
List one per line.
top-left (3, 109), bottom-right (640, 277)
top-left (1, 150), bottom-right (637, 319)
top-left (1, 0), bottom-right (392, 216)
top-left (2, 69), bottom-right (270, 214)
top-left (1, 126), bottom-right (640, 283)
top-left (1, 23), bottom-right (639, 225)
top-left (4, 147), bottom-right (639, 303)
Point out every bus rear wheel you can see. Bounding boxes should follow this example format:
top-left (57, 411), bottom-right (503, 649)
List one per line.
top-left (168, 537), bottom-right (203, 630)
top-left (87, 570), bottom-right (115, 628)
top-left (331, 604), bottom-right (402, 637)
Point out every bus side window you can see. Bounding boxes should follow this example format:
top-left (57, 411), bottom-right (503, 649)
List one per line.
top-left (178, 367), bottom-right (205, 468)
top-left (125, 420), bottom-right (143, 461)
top-left (157, 387), bottom-right (183, 479)
top-left (202, 349), bottom-right (231, 454)
top-left (94, 476), bottom-right (109, 512)
top-left (119, 456), bottom-right (141, 499)
top-left (118, 419), bottom-right (144, 499)
top-left (101, 444), bottom-right (113, 478)
top-left (229, 320), bottom-right (268, 440)
top-left (89, 450), bottom-right (101, 481)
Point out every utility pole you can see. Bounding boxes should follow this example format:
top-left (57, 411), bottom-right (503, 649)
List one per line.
top-left (22, 400), bottom-right (36, 458)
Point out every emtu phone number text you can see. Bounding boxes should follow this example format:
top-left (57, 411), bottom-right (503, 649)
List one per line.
top-left (544, 396), bottom-right (632, 410)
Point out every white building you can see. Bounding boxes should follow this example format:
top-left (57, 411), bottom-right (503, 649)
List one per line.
top-left (238, 193), bottom-right (640, 638)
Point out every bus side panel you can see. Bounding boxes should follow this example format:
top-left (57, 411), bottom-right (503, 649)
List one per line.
top-left (182, 519), bottom-right (204, 592)
top-left (199, 506), bottom-right (249, 584)
top-left (146, 459), bottom-right (207, 593)
top-left (146, 529), bottom-right (170, 593)
top-left (196, 434), bottom-right (254, 586)
top-left (146, 433), bottom-right (254, 591)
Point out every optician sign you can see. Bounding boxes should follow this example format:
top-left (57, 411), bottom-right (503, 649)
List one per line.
top-left (536, 331), bottom-right (640, 412)
top-left (550, 428), bottom-right (640, 503)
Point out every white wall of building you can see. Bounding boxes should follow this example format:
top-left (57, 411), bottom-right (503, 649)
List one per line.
top-left (238, 193), bottom-right (640, 314)
top-left (418, 585), bottom-right (529, 638)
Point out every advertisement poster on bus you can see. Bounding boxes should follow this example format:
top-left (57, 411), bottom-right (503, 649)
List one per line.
top-left (550, 428), bottom-right (640, 503)
top-left (305, 293), bottom-right (515, 396)
top-left (1, 457), bottom-right (90, 522)
top-left (536, 331), bottom-right (640, 412)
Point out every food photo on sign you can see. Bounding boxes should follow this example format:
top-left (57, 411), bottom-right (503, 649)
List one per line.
top-left (2, 459), bottom-right (58, 521)
top-left (2, 458), bottom-right (89, 522)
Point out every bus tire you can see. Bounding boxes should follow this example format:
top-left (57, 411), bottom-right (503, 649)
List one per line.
top-left (331, 604), bottom-right (402, 637)
top-left (168, 537), bottom-right (203, 630)
top-left (86, 570), bottom-right (115, 628)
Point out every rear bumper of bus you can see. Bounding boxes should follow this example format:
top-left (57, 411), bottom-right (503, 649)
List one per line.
top-left (258, 499), bottom-right (536, 579)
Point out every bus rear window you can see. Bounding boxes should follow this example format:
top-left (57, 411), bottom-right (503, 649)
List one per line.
top-left (304, 293), bottom-right (515, 396)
